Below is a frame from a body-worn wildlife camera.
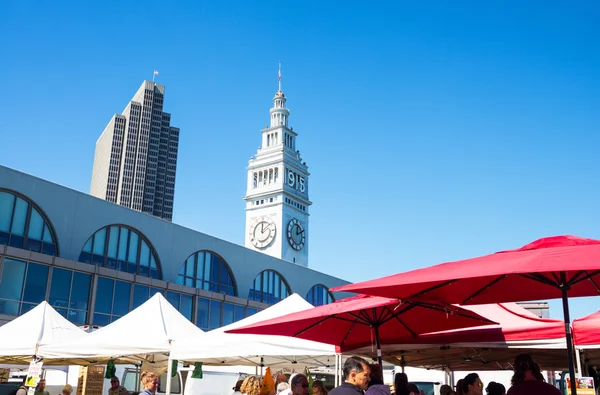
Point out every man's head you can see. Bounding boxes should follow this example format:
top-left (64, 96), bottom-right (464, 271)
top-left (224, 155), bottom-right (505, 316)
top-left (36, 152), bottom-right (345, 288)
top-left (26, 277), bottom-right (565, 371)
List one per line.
top-left (342, 356), bottom-right (370, 390)
top-left (38, 379), bottom-right (46, 390)
top-left (111, 377), bottom-right (120, 389)
top-left (291, 374), bottom-right (309, 395)
top-left (276, 374), bottom-right (288, 385)
top-left (440, 384), bottom-right (452, 395)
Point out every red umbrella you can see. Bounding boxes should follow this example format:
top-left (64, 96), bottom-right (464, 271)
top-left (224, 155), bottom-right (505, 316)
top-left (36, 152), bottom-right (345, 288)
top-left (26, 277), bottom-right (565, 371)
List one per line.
top-left (573, 310), bottom-right (600, 348)
top-left (227, 294), bottom-right (495, 366)
top-left (331, 235), bottom-right (600, 395)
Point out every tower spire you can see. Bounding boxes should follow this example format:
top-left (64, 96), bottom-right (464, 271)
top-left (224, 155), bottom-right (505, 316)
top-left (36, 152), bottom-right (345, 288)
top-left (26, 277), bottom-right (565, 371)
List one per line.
top-left (278, 62), bottom-right (282, 92)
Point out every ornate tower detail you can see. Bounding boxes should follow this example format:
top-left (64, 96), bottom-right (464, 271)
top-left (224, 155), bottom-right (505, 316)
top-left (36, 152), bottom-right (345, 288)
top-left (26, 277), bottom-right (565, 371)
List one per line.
top-left (243, 65), bottom-right (312, 267)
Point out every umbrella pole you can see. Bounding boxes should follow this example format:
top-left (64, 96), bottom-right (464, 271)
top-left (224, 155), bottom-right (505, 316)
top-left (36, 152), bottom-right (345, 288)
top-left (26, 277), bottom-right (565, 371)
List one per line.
top-left (562, 286), bottom-right (578, 395)
top-left (374, 326), bottom-right (382, 366)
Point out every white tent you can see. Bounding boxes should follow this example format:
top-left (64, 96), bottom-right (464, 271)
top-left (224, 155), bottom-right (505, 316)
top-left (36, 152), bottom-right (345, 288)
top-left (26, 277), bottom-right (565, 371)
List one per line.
top-left (170, 294), bottom-right (338, 369)
top-left (40, 293), bottom-right (204, 365)
top-left (0, 301), bottom-right (90, 364)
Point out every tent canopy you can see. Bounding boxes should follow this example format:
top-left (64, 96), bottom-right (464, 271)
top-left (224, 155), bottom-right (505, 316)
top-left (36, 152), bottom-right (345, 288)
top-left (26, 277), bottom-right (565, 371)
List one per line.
top-left (573, 310), bottom-right (600, 348)
top-left (40, 293), bottom-right (204, 364)
top-left (0, 301), bottom-right (90, 365)
top-left (170, 293), bottom-right (337, 368)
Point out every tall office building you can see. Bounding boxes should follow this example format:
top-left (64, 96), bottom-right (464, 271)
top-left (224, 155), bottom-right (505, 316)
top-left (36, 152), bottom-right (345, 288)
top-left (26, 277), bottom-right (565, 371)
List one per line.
top-left (90, 80), bottom-right (179, 221)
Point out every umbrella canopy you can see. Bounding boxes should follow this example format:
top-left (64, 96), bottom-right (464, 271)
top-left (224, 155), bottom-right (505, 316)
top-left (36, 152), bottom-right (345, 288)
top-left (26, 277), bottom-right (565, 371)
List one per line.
top-left (227, 294), bottom-right (495, 365)
top-left (40, 293), bottom-right (204, 364)
top-left (332, 235), bottom-right (600, 395)
top-left (0, 301), bottom-right (90, 364)
top-left (170, 294), bottom-right (337, 369)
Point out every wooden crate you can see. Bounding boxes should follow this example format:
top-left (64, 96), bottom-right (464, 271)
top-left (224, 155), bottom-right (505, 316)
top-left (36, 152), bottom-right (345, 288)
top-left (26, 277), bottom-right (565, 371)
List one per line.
top-left (77, 366), bottom-right (105, 395)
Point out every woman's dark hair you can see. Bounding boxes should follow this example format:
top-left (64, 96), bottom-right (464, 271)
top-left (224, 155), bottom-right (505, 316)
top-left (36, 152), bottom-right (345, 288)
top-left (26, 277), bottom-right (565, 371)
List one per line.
top-left (462, 373), bottom-right (480, 393)
top-left (485, 382), bottom-right (506, 395)
top-left (511, 354), bottom-right (544, 385)
top-left (455, 379), bottom-right (464, 395)
top-left (407, 383), bottom-right (419, 394)
top-left (394, 373), bottom-right (409, 395)
top-left (369, 364), bottom-right (384, 386)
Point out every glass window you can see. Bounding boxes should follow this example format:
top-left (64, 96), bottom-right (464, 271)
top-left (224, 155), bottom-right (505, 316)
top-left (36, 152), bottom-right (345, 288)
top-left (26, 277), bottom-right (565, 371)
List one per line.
top-left (176, 251), bottom-right (236, 296)
top-left (248, 270), bottom-right (291, 304)
top-left (209, 300), bottom-right (221, 330)
top-left (11, 198), bottom-right (28, 236)
top-left (306, 285), bottom-right (335, 306)
top-left (113, 281), bottom-right (131, 316)
top-left (234, 305), bottom-right (245, 322)
top-left (49, 268), bottom-right (71, 309)
top-left (0, 190), bottom-right (58, 255)
top-left (196, 297), bottom-right (209, 330)
top-left (132, 284), bottom-right (149, 309)
top-left (28, 209), bottom-right (44, 240)
top-left (0, 258), bottom-right (26, 315)
top-left (48, 268), bottom-right (90, 324)
top-left (180, 294), bottom-right (193, 321)
top-left (78, 225), bottom-right (161, 279)
top-left (95, 277), bottom-right (114, 314)
top-left (223, 303), bottom-right (234, 326)
top-left (22, 263), bottom-right (49, 304)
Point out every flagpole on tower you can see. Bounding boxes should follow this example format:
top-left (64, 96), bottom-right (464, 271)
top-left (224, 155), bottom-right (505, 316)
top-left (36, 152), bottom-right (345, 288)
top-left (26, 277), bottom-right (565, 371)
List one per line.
top-left (153, 70), bottom-right (159, 83)
top-left (278, 62), bottom-right (282, 92)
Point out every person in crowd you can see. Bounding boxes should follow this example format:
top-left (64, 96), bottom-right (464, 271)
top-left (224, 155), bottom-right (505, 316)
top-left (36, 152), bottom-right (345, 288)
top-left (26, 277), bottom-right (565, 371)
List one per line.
top-left (277, 382), bottom-right (290, 395)
top-left (406, 384), bottom-right (419, 395)
top-left (139, 372), bottom-right (159, 395)
top-left (35, 379), bottom-right (50, 395)
top-left (109, 377), bottom-right (129, 395)
top-left (440, 385), bottom-right (452, 395)
top-left (506, 354), bottom-right (561, 395)
top-left (330, 356), bottom-right (371, 395)
top-left (455, 379), bottom-right (465, 395)
top-left (312, 381), bottom-right (328, 395)
top-left (485, 382), bottom-right (505, 395)
top-left (232, 380), bottom-right (245, 395)
top-left (462, 374), bottom-right (483, 395)
top-left (290, 374), bottom-right (309, 395)
top-left (366, 364), bottom-right (389, 395)
top-left (241, 376), bottom-right (261, 395)
top-left (393, 373), bottom-right (408, 395)
top-left (61, 384), bottom-right (73, 395)
top-left (15, 377), bottom-right (27, 395)
top-left (277, 375), bottom-right (289, 385)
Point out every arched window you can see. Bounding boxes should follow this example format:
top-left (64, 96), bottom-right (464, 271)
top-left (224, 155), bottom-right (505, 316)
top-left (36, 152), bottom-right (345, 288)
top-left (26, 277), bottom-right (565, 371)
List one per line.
top-left (248, 270), bottom-right (291, 304)
top-left (306, 284), bottom-right (335, 306)
top-left (176, 251), bottom-right (236, 296)
top-left (0, 189), bottom-right (58, 256)
top-left (79, 225), bottom-right (161, 279)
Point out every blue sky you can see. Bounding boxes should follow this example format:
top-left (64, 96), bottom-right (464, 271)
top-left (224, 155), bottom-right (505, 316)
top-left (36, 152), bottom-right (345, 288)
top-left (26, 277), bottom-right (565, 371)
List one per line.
top-left (2, 1), bottom-right (600, 320)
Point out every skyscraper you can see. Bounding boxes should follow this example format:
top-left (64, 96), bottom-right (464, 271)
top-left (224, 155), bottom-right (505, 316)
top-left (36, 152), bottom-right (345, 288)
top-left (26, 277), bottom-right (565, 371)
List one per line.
top-left (90, 80), bottom-right (179, 221)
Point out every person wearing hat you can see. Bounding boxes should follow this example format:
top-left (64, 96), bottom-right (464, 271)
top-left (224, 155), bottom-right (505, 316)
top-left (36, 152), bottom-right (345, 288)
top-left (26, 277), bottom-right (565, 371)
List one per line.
top-left (232, 379), bottom-right (244, 395)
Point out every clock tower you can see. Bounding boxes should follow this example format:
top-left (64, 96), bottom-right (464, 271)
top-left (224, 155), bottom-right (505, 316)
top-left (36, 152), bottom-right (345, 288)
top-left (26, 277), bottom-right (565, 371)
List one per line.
top-left (244, 66), bottom-right (312, 267)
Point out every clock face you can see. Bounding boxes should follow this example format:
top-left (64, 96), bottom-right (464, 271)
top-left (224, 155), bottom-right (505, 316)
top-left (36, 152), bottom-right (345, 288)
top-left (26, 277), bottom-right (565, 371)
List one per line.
top-left (287, 218), bottom-right (306, 250)
top-left (249, 216), bottom-right (277, 249)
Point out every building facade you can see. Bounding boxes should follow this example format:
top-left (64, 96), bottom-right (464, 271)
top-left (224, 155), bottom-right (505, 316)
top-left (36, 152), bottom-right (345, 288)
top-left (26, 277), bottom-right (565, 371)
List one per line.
top-left (90, 81), bottom-right (179, 221)
top-left (0, 165), bottom-right (343, 328)
top-left (244, 79), bottom-right (311, 267)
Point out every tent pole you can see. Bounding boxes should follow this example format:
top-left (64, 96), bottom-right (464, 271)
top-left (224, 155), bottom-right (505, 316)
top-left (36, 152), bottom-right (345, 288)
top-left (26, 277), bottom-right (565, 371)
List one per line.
top-left (338, 353), bottom-right (343, 385)
top-left (165, 357), bottom-right (173, 395)
top-left (334, 353), bottom-right (339, 387)
top-left (576, 348), bottom-right (583, 376)
top-left (374, 326), bottom-right (382, 366)
top-left (562, 281), bottom-right (578, 395)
